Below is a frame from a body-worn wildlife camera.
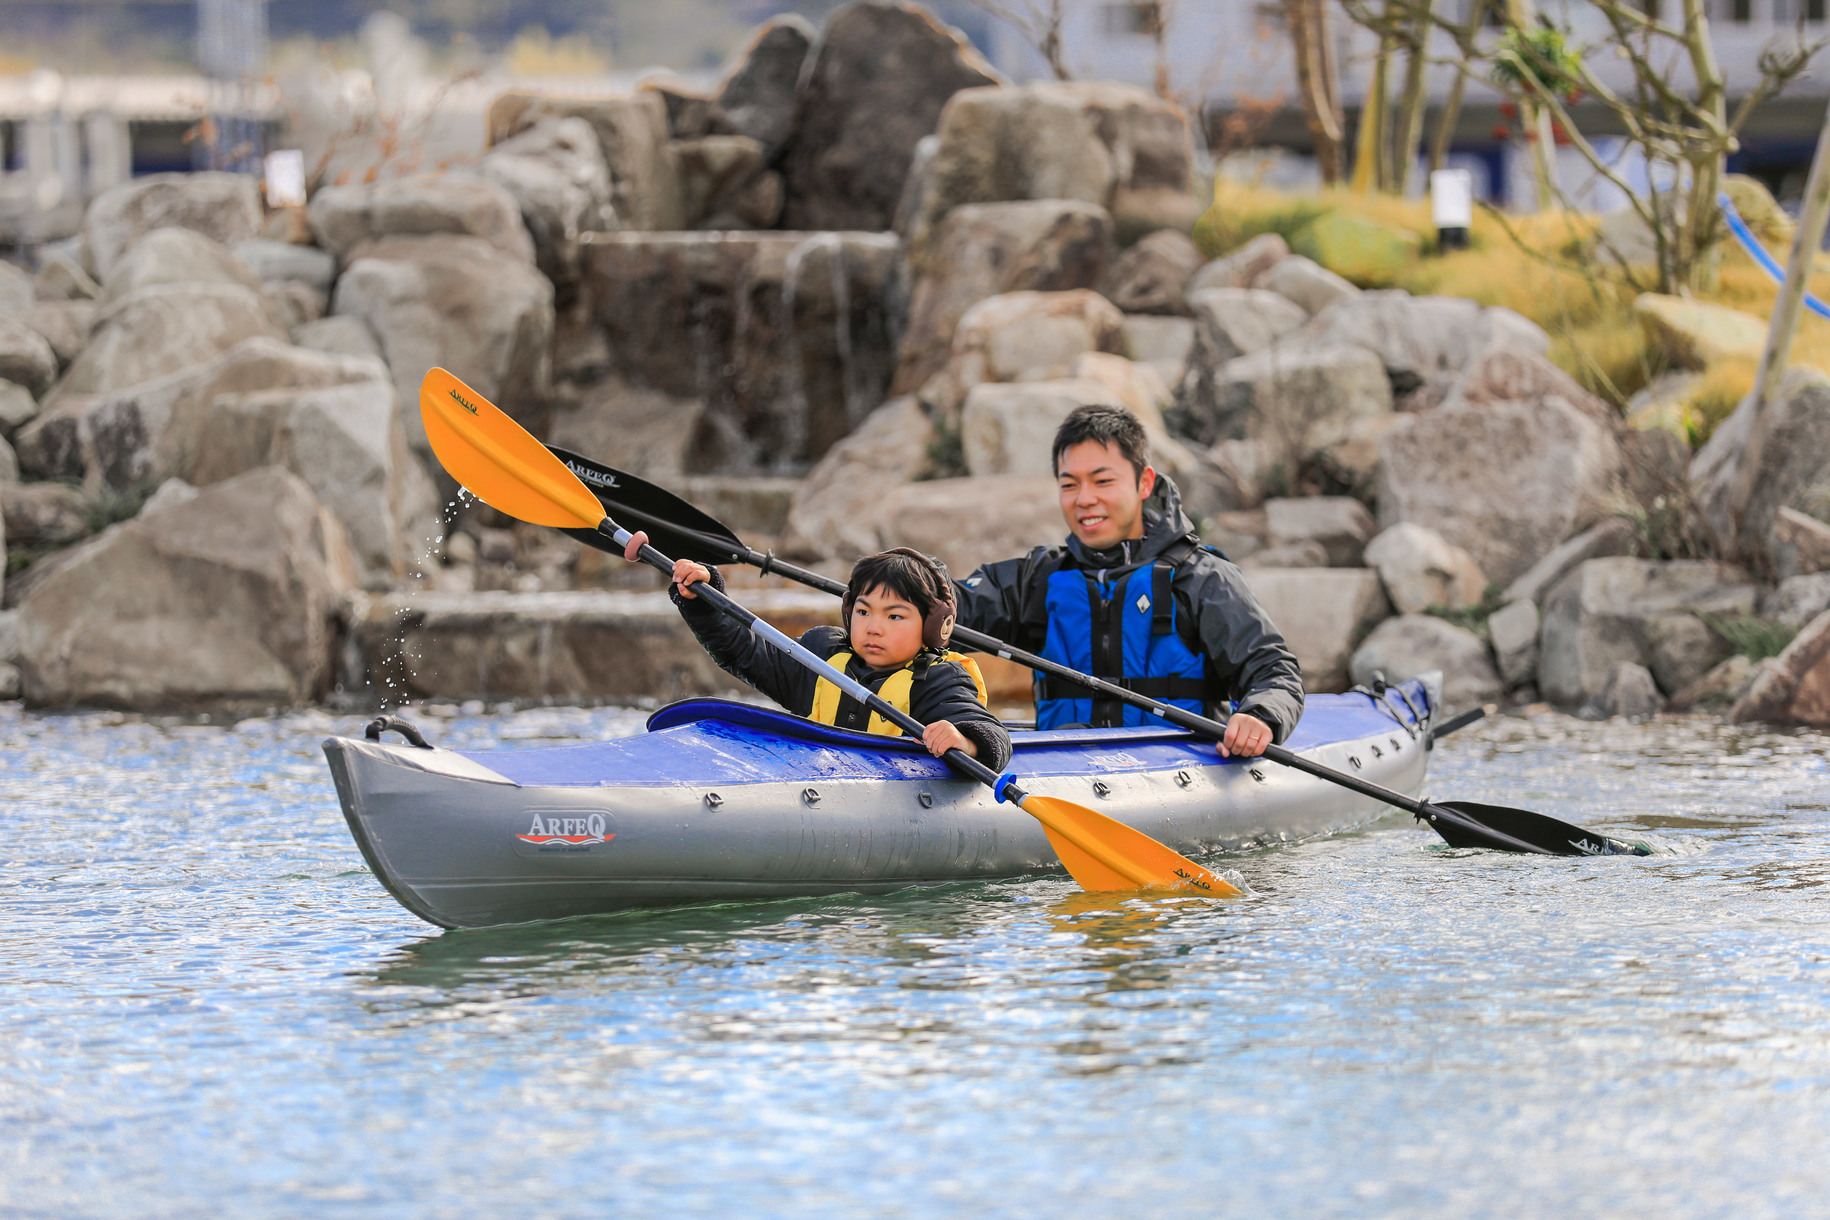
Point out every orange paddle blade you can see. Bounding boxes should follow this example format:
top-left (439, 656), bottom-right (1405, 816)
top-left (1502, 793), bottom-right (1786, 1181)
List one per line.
top-left (419, 368), bottom-right (604, 530)
top-left (1019, 795), bottom-right (1242, 896)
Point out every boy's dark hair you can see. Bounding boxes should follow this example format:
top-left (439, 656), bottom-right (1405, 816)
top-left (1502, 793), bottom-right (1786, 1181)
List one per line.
top-left (847, 550), bottom-right (945, 619)
top-left (1051, 404), bottom-right (1151, 480)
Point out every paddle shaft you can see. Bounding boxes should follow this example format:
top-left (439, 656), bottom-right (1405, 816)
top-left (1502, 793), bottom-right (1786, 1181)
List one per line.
top-left (602, 522), bottom-right (1026, 802)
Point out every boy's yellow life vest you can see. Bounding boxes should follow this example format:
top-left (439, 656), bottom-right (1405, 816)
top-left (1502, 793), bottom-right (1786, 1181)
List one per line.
top-left (809, 650), bottom-right (990, 736)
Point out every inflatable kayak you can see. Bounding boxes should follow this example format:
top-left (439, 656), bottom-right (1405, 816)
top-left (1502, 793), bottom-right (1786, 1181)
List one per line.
top-left (324, 677), bottom-right (1439, 928)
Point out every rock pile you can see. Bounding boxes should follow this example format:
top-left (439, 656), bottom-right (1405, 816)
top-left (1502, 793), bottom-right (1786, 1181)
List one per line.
top-left (3, 0), bottom-right (1827, 723)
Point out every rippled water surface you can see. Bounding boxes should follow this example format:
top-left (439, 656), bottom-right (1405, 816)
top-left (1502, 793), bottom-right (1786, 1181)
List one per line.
top-left (3, 702), bottom-right (1830, 1218)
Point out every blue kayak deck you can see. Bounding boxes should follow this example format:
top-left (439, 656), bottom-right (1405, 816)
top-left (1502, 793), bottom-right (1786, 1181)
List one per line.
top-left (462, 682), bottom-right (1432, 789)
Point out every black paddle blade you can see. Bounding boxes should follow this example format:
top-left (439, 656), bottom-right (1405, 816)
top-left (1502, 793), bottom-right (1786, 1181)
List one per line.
top-left (1421, 800), bottom-right (1651, 857)
top-left (545, 445), bottom-right (750, 567)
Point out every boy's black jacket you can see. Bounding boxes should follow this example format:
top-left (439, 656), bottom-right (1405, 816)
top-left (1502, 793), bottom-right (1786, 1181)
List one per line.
top-left (672, 567), bottom-right (1013, 772)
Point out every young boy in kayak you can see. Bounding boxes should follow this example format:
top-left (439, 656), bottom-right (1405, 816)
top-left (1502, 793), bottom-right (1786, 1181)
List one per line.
top-left (624, 538), bottom-right (1012, 771)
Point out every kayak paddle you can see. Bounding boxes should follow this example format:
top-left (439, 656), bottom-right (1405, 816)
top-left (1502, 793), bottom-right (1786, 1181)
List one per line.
top-left (541, 446), bottom-right (1648, 858)
top-left (418, 367), bottom-right (1243, 896)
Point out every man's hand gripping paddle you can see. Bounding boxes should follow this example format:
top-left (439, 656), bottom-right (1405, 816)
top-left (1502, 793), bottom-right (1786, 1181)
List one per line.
top-left (538, 443), bottom-right (1648, 858)
top-left (418, 368), bottom-right (1242, 896)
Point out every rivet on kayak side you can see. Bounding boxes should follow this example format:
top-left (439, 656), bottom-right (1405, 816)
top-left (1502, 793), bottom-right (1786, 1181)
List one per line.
top-left (918, 791), bottom-right (934, 808)
top-left (1249, 769), bottom-right (1267, 783)
top-left (705, 792), bottom-right (723, 808)
top-left (1349, 755), bottom-right (1363, 770)
top-left (1175, 771), bottom-right (1193, 787)
top-left (1092, 780), bottom-right (1111, 798)
top-left (802, 787), bottom-right (821, 805)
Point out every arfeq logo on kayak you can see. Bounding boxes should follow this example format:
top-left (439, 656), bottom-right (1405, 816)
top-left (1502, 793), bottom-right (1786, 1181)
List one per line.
top-left (449, 387), bottom-right (479, 415)
top-left (515, 812), bottom-right (616, 855)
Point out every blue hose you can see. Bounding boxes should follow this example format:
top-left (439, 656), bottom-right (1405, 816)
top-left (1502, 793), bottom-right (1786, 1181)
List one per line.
top-left (1718, 191), bottom-right (1830, 321)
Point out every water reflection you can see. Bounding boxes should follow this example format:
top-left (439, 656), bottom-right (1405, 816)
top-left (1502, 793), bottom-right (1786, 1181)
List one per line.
top-left (5, 703), bottom-right (1830, 1216)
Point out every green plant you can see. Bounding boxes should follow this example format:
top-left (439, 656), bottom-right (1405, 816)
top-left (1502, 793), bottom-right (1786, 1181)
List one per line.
top-left (81, 482), bottom-right (157, 534)
top-left (921, 415), bottom-right (967, 481)
top-left (1695, 610), bottom-right (1794, 661)
top-left (1425, 586), bottom-right (1507, 636)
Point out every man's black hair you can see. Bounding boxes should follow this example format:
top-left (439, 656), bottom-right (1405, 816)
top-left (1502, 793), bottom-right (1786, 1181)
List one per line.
top-left (847, 551), bottom-right (944, 619)
top-left (1051, 404), bottom-right (1151, 481)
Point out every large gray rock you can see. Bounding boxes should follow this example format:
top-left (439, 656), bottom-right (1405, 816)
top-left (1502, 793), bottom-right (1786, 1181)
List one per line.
top-left (16, 467), bottom-right (356, 711)
top-left (33, 250), bottom-right (99, 302)
top-left (1123, 314), bottom-right (1194, 388)
top-left (1348, 614), bottom-right (1501, 714)
top-left (19, 301), bottom-right (97, 369)
top-left (332, 234), bottom-right (554, 446)
top-left (779, 2), bottom-right (1002, 231)
top-left (673, 135), bottom-right (781, 229)
top-left (880, 474), bottom-right (1062, 579)
top-left (896, 200), bottom-right (1113, 395)
top-left (717, 15), bottom-right (815, 160)
top-left (474, 117), bottom-right (616, 292)
top-left (0, 262), bottom-right (32, 315)
top-left (1363, 522), bottom-right (1487, 614)
top-left (0, 482), bottom-right (86, 547)
top-left (1186, 233), bottom-right (1288, 295)
top-left (1171, 288), bottom-right (1310, 444)
top-left (13, 339), bottom-right (432, 589)
top-left (941, 290), bottom-right (1128, 408)
top-left (98, 227), bottom-right (265, 308)
top-left (1488, 598), bottom-right (1539, 687)
top-left (784, 396), bottom-right (936, 561)
top-left (1772, 506), bottom-right (1830, 578)
top-left (233, 239), bottom-right (337, 294)
top-left (1241, 567), bottom-right (1391, 692)
top-left (1295, 291), bottom-right (1550, 395)
top-left (1201, 345), bottom-right (1394, 473)
top-left (1502, 518), bottom-right (1637, 605)
top-left (1690, 367), bottom-right (1830, 571)
top-left (1642, 610), bottom-right (1732, 698)
top-left (45, 283), bottom-right (287, 406)
top-left (0, 434), bottom-right (18, 484)
top-left (0, 381), bottom-right (37, 435)
top-left (1729, 609), bottom-right (1830, 727)
top-left (308, 177), bottom-right (535, 264)
top-left (1441, 345), bottom-right (1614, 427)
top-left (908, 80), bottom-right (1193, 262)
top-left (489, 91), bottom-right (684, 232)
top-left (1264, 496), bottom-right (1376, 567)
top-left (292, 316), bottom-right (383, 363)
top-left (1377, 395), bottom-right (1626, 588)
top-left (1253, 255), bottom-right (1358, 314)
top-left (1538, 557), bottom-right (1758, 709)
top-left (1596, 661), bottom-right (1664, 720)
top-left (579, 231), bottom-right (900, 473)
top-left (958, 366), bottom-right (1207, 495)
top-left (1099, 229), bottom-right (1205, 315)
top-left (81, 172), bottom-right (263, 282)
top-left (546, 377), bottom-right (707, 484)
top-left (1762, 572), bottom-right (1830, 633)
top-left (1668, 653), bottom-right (1757, 713)
top-left (0, 317), bottom-right (57, 398)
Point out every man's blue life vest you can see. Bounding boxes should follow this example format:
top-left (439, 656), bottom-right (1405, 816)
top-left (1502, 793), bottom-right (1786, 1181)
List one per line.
top-left (1033, 553), bottom-right (1224, 730)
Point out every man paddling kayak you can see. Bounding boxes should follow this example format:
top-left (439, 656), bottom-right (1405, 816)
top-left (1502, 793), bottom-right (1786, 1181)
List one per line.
top-left (953, 405), bottom-right (1303, 758)
top-left (621, 540), bottom-right (1013, 770)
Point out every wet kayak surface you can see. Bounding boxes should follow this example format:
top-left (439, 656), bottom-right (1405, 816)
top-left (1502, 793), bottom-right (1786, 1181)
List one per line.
top-left (2, 703), bottom-right (1828, 1218)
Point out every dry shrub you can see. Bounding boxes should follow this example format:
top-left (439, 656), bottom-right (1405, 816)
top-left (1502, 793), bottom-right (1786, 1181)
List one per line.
top-left (1684, 356), bottom-right (1757, 444)
top-left (1194, 180), bottom-right (1830, 419)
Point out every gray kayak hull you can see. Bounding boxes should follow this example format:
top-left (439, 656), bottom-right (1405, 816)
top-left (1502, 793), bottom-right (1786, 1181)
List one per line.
top-left (325, 681), bottom-right (1438, 928)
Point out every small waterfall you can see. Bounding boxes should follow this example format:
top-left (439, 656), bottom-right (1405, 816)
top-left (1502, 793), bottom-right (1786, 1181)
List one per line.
top-left (781, 232), bottom-right (844, 472)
